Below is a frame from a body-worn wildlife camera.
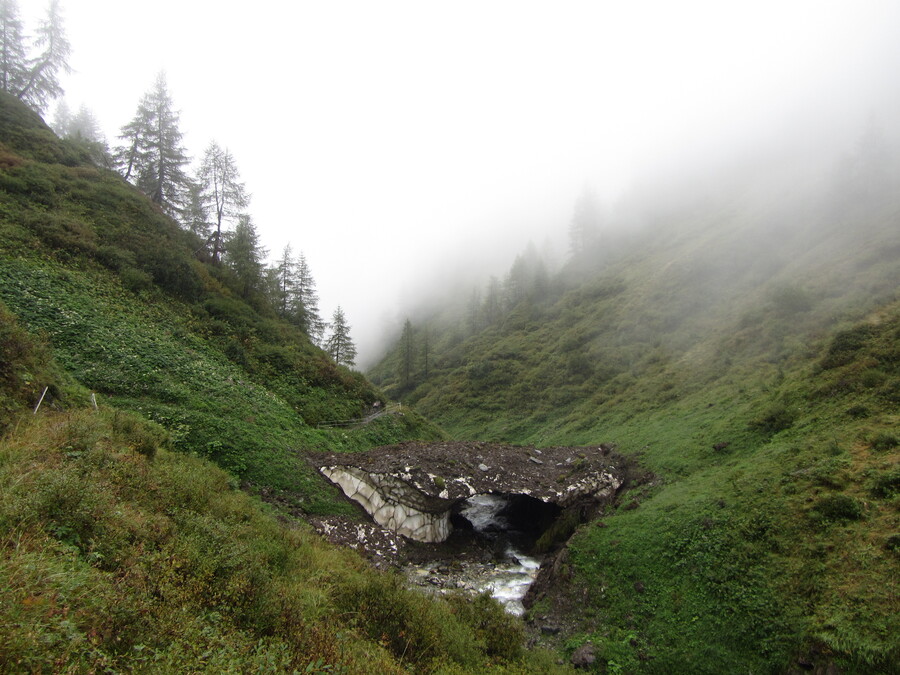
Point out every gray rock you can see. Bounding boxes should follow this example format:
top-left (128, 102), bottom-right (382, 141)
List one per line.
top-left (478, 463), bottom-right (490, 471)
top-left (571, 642), bottom-right (596, 669)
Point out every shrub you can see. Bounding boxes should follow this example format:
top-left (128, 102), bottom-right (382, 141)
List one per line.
top-left (870, 432), bottom-right (899, 452)
top-left (110, 410), bottom-right (169, 459)
top-left (868, 470), bottom-right (900, 499)
top-left (749, 404), bottom-right (795, 435)
top-left (812, 494), bottom-right (863, 522)
top-left (860, 368), bottom-right (886, 388)
top-left (96, 245), bottom-right (136, 271)
top-left (120, 267), bottom-right (153, 293)
top-left (846, 404), bottom-right (869, 418)
top-left (445, 592), bottom-right (524, 660)
top-left (821, 325), bottom-right (876, 369)
top-left (769, 284), bottom-right (813, 314)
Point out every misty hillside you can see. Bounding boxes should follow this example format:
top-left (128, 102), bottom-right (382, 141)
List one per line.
top-left (370, 130), bottom-right (898, 444)
top-left (369, 134), bottom-right (900, 671)
top-left (0, 91), bottom-right (578, 673)
top-left (0, 90), bottom-right (439, 512)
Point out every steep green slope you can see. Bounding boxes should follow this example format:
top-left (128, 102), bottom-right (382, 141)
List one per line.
top-left (0, 91), bottom-right (439, 514)
top-left (0, 312), bottom-right (557, 673)
top-left (369, 156), bottom-right (900, 670)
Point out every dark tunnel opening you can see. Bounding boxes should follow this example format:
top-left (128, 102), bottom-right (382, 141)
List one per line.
top-left (450, 493), bottom-right (562, 554)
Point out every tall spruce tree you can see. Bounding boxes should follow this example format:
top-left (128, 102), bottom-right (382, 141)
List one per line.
top-left (197, 140), bottom-right (249, 262)
top-left (116, 73), bottom-right (191, 219)
top-left (326, 306), bottom-right (357, 367)
top-left (295, 252), bottom-right (324, 343)
top-left (223, 214), bottom-right (265, 300)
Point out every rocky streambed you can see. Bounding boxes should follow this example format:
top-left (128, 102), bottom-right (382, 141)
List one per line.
top-left (308, 441), bottom-right (628, 615)
top-left (401, 494), bottom-right (543, 615)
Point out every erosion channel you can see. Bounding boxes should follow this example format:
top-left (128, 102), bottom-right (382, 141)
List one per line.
top-left (309, 441), bottom-right (625, 614)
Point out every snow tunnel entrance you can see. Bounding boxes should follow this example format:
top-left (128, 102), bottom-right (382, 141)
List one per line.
top-left (450, 493), bottom-right (562, 553)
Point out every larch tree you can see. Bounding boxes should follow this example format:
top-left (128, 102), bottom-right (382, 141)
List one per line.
top-left (0, 0), bottom-right (27, 96)
top-left (115, 73), bottom-right (191, 220)
top-left (197, 140), bottom-right (249, 262)
top-left (271, 244), bottom-right (296, 319)
top-left (326, 306), bottom-right (357, 367)
top-left (16, 0), bottom-right (70, 113)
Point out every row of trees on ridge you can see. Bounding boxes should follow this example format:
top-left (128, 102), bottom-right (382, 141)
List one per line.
top-left (0, 0), bottom-right (360, 369)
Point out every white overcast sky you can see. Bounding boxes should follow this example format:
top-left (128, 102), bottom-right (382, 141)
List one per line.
top-left (18, 0), bottom-right (900, 367)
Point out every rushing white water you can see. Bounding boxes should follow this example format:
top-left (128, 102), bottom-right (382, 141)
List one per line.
top-left (403, 493), bottom-right (542, 615)
top-left (460, 493), bottom-right (509, 531)
top-left (474, 546), bottom-right (541, 616)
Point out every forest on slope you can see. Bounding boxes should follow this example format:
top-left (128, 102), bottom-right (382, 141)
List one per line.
top-left (369, 125), bottom-right (900, 672)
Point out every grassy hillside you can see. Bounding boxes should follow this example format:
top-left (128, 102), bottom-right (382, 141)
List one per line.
top-left (0, 91), bottom-right (441, 515)
top-left (0, 314), bottom-right (558, 672)
top-left (0, 92), bottom-right (570, 673)
top-left (369, 151), bottom-right (900, 671)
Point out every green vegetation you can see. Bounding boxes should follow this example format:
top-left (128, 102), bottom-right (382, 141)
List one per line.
top-left (370, 145), bottom-right (900, 671)
top-left (0, 408), bottom-right (557, 673)
top-left (0, 91), bottom-right (439, 516)
top-left (0, 91), bottom-right (562, 672)
top-left (2, 69), bottom-right (898, 672)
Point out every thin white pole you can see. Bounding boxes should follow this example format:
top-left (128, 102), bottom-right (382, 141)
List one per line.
top-left (33, 387), bottom-right (49, 414)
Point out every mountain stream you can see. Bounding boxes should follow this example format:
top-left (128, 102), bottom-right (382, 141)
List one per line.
top-left (401, 494), bottom-right (542, 615)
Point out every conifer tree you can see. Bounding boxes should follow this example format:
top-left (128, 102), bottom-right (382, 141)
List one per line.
top-left (16, 0), bottom-right (70, 113)
top-left (183, 183), bottom-right (211, 249)
top-left (466, 287), bottom-right (481, 334)
top-left (51, 98), bottom-right (70, 135)
top-left (197, 140), bottom-right (248, 262)
top-left (223, 214), bottom-right (265, 300)
top-left (569, 185), bottom-right (602, 258)
top-left (295, 252), bottom-right (324, 343)
top-left (326, 306), bottom-right (357, 367)
top-left (420, 325), bottom-right (431, 380)
top-left (0, 0), bottom-right (27, 96)
top-left (272, 244), bottom-right (296, 319)
top-left (398, 318), bottom-right (415, 389)
top-left (482, 275), bottom-right (502, 325)
top-left (68, 104), bottom-right (111, 166)
top-left (115, 73), bottom-right (191, 219)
